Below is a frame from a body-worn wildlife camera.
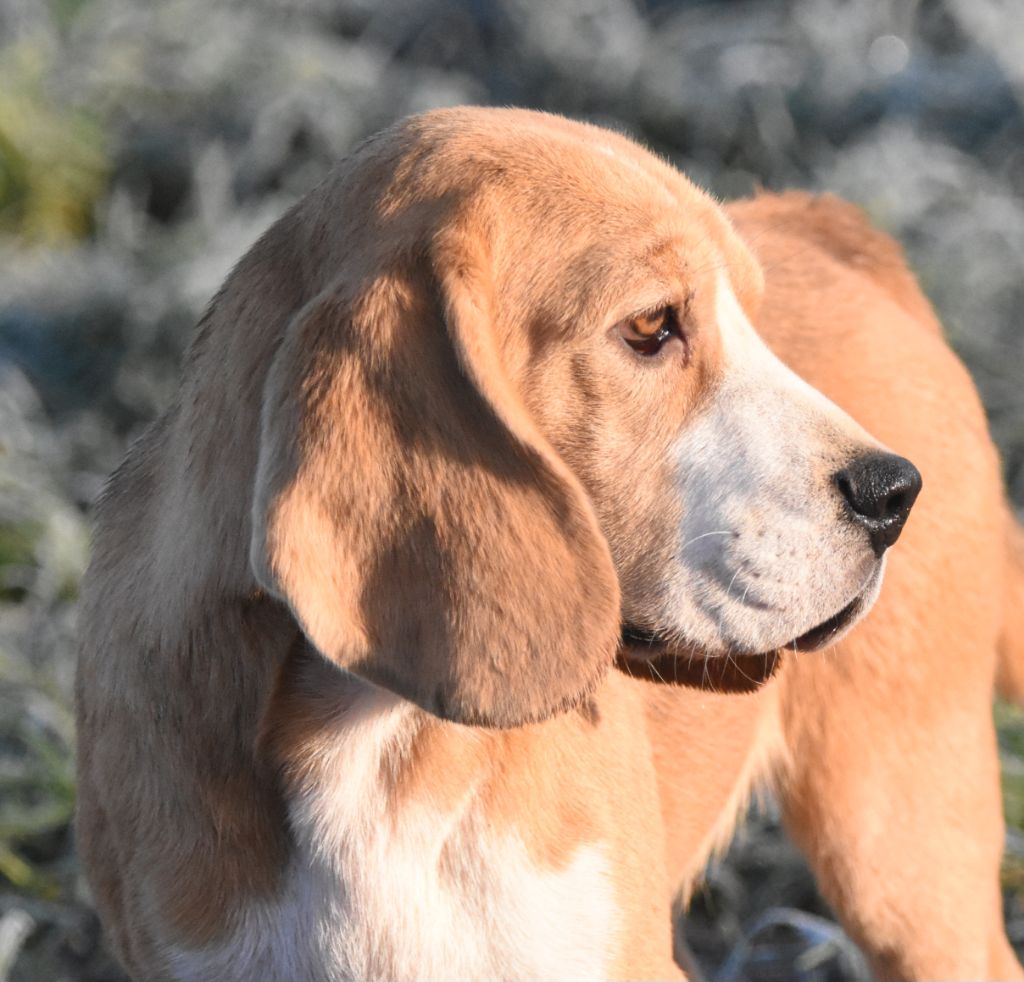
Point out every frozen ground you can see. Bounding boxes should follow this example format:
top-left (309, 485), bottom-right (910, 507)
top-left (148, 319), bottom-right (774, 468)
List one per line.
top-left (1, 1), bottom-right (1023, 979)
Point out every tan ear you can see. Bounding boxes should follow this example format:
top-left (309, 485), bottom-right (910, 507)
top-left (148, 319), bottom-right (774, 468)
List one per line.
top-left (250, 228), bottom-right (620, 727)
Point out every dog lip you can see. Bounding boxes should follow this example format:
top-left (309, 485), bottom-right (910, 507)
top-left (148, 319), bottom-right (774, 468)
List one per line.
top-left (619, 624), bottom-right (665, 649)
top-left (784, 593), bottom-right (863, 652)
top-left (618, 589), bottom-right (865, 667)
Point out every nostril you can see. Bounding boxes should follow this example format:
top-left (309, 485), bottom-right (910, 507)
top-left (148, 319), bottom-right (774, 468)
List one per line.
top-left (834, 451), bottom-right (922, 555)
top-left (885, 490), bottom-right (906, 519)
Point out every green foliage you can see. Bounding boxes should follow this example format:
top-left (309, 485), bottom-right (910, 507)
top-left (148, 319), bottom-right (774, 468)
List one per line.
top-left (49, 0), bottom-right (92, 31)
top-left (0, 522), bottom-right (40, 601)
top-left (997, 700), bottom-right (1024, 890)
top-left (0, 521), bottom-right (39, 569)
top-left (0, 636), bottom-right (77, 899)
top-left (0, 40), bottom-right (109, 243)
top-left (997, 699), bottom-right (1024, 761)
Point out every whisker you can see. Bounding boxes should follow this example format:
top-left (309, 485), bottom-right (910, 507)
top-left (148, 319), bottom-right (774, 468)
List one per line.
top-left (726, 650), bottom-right (761, 687)
top-left (735, 658), bottom-right (761, 686)
top-left (680, 530), bottom-right (732, 554)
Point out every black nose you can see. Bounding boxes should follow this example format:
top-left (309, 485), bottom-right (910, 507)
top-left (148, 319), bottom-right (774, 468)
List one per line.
top-left (834, 452), bottom-right (922, 557)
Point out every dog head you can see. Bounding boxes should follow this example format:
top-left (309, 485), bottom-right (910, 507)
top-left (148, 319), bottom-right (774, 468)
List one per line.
top-left (249, 108), bottom-right (920, 724)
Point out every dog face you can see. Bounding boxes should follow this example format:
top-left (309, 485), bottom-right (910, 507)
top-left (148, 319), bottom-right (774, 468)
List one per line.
top-left (250, 108), bottom-right (920, 724)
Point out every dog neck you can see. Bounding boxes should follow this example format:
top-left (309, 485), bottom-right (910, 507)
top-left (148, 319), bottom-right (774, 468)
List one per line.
top-left (225, 644), bottom-right (617, 982)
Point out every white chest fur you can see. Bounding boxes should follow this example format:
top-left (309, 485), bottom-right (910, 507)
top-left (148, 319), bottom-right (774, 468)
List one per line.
top-left (166, 685), bottom-right (615, 982)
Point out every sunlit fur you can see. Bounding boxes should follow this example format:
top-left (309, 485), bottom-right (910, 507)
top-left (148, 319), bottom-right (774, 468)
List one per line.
top-left (76, 109), bottom-right (1024, 981)
top-left (169, 674), bottom-right (615, 982)
top-left (660, 274), bottom-right (884, 655)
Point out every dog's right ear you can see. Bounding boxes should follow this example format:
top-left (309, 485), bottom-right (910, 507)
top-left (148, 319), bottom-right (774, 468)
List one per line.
top-left (249, 224), bottom-right (620, 727)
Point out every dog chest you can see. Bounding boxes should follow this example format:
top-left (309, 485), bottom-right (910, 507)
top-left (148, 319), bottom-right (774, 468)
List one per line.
top-left (166, 688), bottom-right (616, 981)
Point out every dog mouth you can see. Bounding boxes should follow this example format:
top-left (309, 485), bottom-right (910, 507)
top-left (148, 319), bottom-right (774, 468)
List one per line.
top-left (785, 593), bottom-right (864, 652)
top-left (615, 593), bottom-right (865, 693)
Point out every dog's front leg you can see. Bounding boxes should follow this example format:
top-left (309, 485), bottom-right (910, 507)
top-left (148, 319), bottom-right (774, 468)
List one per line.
top-left (779, 640), bottom-right (1021, 981)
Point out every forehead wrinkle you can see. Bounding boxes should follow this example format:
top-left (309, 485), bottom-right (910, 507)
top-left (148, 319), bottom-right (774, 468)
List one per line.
top-left (510, 235), bottom-right (660, 338)
top-left (572, 228), bottom-right (695, 311)
top-left (644, 234), bottom-right (688, 263)
top-left (491, 206), bottom-right (720, 365)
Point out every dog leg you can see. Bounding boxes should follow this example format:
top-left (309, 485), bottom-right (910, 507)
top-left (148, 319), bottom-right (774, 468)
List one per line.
top-left (778, 646), bottom-right (1023, 981)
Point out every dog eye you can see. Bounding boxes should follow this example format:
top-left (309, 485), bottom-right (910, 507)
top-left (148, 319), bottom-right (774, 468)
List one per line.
top-left (618, 307), bottom-right (678, 356)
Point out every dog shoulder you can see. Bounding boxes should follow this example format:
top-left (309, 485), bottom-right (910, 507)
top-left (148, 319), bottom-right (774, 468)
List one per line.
top-left (727, 191), bottom-right (943, 334)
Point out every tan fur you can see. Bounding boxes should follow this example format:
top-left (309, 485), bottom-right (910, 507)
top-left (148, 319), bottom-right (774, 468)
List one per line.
top-left (76, 109), bottom-right (1024, 981)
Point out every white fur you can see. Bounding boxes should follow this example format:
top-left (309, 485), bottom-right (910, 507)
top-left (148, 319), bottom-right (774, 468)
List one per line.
top-left (660, 273), bottom-right (883, 654)
top-left (166, 681), bottom-right (615, 982)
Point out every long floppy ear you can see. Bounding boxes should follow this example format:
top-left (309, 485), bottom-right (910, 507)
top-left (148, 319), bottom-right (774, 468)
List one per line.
top-left (250, 224), bottom-right (620, 727)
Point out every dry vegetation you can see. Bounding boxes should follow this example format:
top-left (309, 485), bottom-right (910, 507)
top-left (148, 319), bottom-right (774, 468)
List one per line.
top-left (1, 0), bottom-right (1023, 979)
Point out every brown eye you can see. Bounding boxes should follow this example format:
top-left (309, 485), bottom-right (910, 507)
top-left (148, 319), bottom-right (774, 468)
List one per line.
top-left (618, 307), bottom-right (678, 356)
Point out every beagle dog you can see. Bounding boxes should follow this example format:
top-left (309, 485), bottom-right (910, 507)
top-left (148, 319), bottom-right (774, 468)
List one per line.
top-left (76, 108), bottom-right (1024, 980)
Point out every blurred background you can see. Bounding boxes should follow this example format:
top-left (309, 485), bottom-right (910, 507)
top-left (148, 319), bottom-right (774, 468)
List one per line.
top-left (1, 0), bottom-right (1023, 979)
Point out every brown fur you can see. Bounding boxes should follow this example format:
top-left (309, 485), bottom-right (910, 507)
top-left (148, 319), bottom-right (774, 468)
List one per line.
top-left (76, 108), bottom-right (1024, 980)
